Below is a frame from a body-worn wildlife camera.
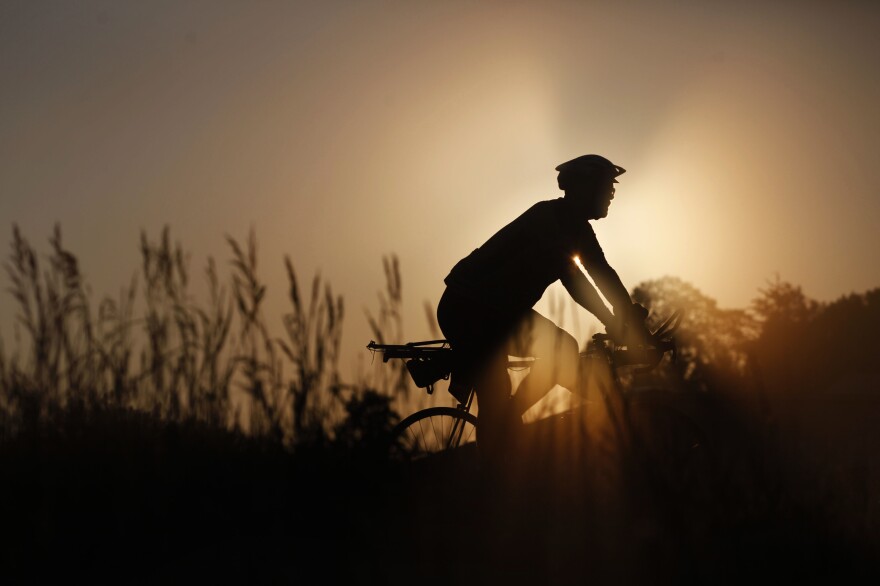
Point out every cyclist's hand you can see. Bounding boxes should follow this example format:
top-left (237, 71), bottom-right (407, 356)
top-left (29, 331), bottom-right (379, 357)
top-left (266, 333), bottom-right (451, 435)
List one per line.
top-left (627, 319), bottom-right (653, 348)
top-left (630, 302), bottom-right (649, 322)
top-left (607, 304), bottom-right (652, 347)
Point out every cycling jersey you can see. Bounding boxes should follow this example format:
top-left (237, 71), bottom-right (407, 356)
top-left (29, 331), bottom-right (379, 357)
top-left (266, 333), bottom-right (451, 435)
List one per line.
top-left (444, 198), bottom-right (631, 315)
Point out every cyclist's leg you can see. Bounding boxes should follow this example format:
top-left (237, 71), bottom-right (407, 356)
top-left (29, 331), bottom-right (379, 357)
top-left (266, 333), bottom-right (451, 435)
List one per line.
top-left (510, 310), bottom-right (579, 417)
top-left (437, 288), bottom-right (521, 456)
top-left (472, 346), bottom-right (516, 457)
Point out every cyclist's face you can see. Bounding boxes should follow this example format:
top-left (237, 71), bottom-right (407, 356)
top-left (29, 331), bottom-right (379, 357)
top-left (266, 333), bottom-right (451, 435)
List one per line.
top-left (567, 178), bottom-right (616, 220)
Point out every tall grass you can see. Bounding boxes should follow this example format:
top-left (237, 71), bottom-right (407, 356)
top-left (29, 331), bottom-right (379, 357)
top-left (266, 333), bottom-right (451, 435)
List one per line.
top-left (364, 255), bottom-right (409, 399)
top-left (0, 225), bottom-right (398, 446)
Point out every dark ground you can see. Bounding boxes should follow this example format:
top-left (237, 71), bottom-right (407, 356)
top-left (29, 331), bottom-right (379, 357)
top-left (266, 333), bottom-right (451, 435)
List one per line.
top-left (2, 389), bottom-right (879, 585)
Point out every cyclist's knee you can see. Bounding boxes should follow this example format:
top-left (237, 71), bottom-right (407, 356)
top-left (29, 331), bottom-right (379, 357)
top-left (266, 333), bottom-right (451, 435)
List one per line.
top-left (557, 331), bottom-right (580, 389)
top-left (559, 330), bottom-right (578, 356)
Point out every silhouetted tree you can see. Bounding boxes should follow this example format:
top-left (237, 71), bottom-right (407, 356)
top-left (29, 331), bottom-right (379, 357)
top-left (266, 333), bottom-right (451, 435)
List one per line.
top-left (752, 281), bottom-right (880, 395)
top-left (632, 276), bottom-right (758, 392)
top-left (752, 275), bottom-right (819, 326)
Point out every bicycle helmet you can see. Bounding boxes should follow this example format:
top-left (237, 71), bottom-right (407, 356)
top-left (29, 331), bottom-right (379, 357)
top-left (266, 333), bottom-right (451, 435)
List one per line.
top-left (555, 154), bottom-right (626, 189)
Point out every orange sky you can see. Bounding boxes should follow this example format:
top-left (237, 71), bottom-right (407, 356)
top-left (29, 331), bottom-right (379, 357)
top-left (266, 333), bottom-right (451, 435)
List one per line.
top-left (1, 1), bottom-right (879, 374)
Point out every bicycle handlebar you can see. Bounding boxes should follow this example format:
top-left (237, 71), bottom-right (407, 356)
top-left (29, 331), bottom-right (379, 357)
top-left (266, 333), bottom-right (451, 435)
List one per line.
top-left (591, 309), bottom-right (682, 371)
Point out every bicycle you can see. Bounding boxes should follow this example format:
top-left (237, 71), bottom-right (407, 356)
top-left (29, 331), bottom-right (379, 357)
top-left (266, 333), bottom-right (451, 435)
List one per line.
top-left (367, 310), bottom-right (709, 479)
top-left (364, 338), bottom-right (493, 462)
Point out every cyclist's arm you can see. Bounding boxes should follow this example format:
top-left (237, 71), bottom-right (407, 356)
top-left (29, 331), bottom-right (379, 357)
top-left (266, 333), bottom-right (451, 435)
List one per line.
top-left (585, 259), bottom-right (653, 343)
top-left (574, 227), bottom-right (650, 340)
top-left (585, 259), bottom-right (635, 318)
top-left (560, 266), bottom-right (615, 326)
top-left (574, 227), bottom-right (636, 318)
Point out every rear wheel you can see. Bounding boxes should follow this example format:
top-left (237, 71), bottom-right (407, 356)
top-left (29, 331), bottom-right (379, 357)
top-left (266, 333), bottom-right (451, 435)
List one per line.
top-left (389, 407), bottom-right (478, 462)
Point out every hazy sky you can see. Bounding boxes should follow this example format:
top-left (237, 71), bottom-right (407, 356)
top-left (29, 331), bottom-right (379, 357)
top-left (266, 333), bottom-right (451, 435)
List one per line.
top-left (2, 1), bottom-right (879, 372)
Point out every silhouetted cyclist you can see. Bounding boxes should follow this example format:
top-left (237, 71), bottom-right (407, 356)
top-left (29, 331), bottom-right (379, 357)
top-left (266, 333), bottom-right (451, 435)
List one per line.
top-left (437, 154), bottom-right (650, 456)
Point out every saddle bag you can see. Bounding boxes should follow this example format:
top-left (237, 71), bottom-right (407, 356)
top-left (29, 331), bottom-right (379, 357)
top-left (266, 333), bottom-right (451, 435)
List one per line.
top-left (405, 353), bottom-right (453, 391)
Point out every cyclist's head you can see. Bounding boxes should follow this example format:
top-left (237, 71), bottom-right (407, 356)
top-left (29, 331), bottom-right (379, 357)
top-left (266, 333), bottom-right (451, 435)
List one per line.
top-left (556, 154), bottom-right (625, 189)
top-left (556, 154), bottom-right (625, 219)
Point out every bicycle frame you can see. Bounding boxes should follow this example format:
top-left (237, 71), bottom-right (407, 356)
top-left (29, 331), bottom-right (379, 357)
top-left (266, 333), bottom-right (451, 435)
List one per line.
top-left (367, 340), bottom-right (534, 454)
top-left (370, 311), bottom-right (695, 468)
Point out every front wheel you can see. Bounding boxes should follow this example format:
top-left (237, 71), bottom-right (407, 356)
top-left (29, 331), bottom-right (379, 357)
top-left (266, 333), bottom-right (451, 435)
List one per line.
top-left (389, 407), bottom-right (478, 462)
top-left (626, 390), bottom-right (715, 497)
